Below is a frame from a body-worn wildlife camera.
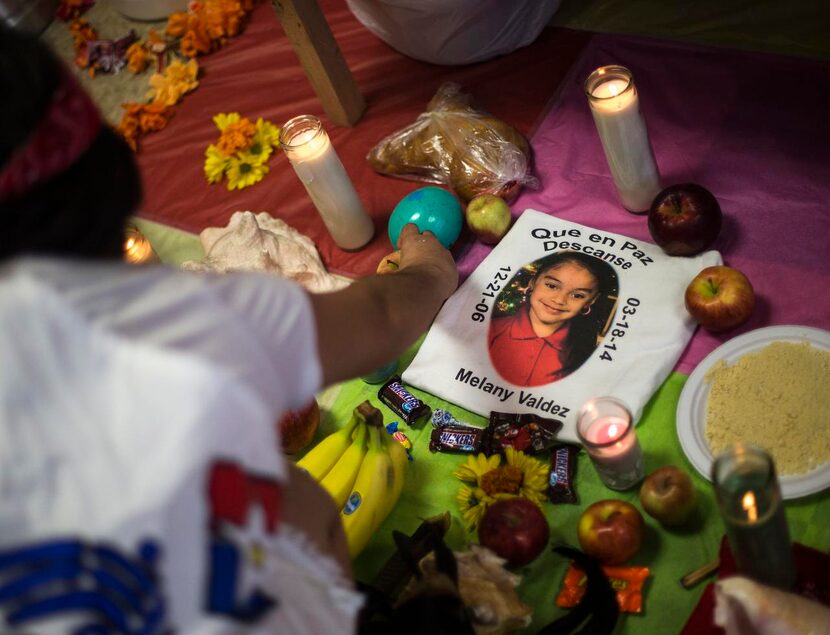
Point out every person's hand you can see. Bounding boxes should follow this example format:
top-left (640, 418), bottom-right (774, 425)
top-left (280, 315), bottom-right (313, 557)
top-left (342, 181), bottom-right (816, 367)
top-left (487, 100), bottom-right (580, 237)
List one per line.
top-left (396, 223), bottom-right (458, 300)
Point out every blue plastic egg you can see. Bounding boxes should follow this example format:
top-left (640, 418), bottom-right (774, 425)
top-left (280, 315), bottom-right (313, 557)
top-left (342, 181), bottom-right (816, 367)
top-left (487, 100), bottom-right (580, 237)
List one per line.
top-left (387, 186), bottom-right (463, 249)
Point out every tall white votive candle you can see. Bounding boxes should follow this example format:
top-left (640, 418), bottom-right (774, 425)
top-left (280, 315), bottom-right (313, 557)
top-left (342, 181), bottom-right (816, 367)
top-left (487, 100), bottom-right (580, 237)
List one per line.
top-left (577, 397), bottom-right (644, 490)
top-left (280, 115), bottom-right (374, 250)
top-left (585, 66), bottom-right (661, 213)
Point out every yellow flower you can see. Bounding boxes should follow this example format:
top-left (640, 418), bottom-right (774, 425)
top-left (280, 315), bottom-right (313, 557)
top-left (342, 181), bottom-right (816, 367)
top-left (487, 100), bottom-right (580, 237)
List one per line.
top-left (454, 450), bottom-right (548, 530)
top-left (204, 144), bottom-right (228, 184)
top-left (504, 447), bottom-right (549, 507)
top-left (213, 112), bottom-right (240, 132)
top-left (457, 485), bottom-right (495, 531)
top-left (255, 117), bottom-right (280, 147)
top-left (243, 129), bottom-right (274, 166)
top-left (226, 154), bottom-right (268, 190)
top-left (454, 453), bottom-right (502, 483)
top-left (147, 58), bottom-right (199, 106)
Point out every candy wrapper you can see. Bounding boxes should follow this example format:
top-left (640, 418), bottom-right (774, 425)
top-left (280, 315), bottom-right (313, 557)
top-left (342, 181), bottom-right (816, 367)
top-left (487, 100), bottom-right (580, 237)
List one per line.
top-left (378, 376), bottom-right (431, 427)
top-left (367, 82), bottom-right (538, 202)
top-left (548, 443), bottom-right (579, 504)
top-left (482, 411), bottom-right (563, 456)
top-left (556, 564), bottom-right (650, 614)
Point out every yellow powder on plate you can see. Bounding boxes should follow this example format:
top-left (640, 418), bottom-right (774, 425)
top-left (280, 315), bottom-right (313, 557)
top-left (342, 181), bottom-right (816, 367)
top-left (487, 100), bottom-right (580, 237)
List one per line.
top-left (704, 341), bottom-right (830, 475)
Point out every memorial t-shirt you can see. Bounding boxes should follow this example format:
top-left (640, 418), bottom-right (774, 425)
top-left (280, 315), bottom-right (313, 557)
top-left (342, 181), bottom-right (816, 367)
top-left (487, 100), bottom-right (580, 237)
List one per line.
top-left (404, 210), bottom-right (721, 441)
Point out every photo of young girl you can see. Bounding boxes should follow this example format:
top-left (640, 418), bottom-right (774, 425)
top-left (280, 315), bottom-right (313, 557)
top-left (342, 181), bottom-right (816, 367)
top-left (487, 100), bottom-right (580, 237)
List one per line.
top-left (488, 251), bottom-right (619, 387)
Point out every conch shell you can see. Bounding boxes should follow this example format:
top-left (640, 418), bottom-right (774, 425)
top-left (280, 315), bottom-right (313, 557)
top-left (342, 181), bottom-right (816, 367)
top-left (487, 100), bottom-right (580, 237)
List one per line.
top-left (418, 545), bottom-right (533, 634)
top-left (182, 211), bottom-right (348, 293)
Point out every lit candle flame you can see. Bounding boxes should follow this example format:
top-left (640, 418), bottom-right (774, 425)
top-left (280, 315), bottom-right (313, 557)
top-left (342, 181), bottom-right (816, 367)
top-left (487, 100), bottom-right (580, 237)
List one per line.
top-left (607, 423), bottom-right (618, 438)
top-left (742, 491), bottom-right (758, 522)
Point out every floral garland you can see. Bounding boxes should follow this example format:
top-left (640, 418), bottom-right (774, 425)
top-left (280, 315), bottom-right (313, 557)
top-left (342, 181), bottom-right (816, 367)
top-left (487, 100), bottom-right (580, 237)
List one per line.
top-left (204, 113), bottom-right (281, 190)
top-left (56, 0), bottom-right (261, 152)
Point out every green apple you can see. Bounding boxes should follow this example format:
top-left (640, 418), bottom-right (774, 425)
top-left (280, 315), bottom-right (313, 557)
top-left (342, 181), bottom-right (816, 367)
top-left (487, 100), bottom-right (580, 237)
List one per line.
top-left (639, 466), bottom-right (698, 527)
top-left (465, 194), bottom-right (512, 245)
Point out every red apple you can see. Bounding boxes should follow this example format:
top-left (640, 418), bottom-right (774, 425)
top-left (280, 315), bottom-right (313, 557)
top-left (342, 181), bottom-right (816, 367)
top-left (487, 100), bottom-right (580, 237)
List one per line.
top-left (648, 183), bottom-right (722, 256)
top-left (376, 250), bottom-right (401, 274)
top-left (577, 500), bottom-right (644, 565)
top-left (278, 399), bottom-right (320, 455)
top-left (685, 265), bottom-right (755, 332)
top-left (639, 466), bottom-right (698, 527)
top-left (478, 497), bottom-right (550, 568)
top-left (465, 194), bottom-right (512, 245)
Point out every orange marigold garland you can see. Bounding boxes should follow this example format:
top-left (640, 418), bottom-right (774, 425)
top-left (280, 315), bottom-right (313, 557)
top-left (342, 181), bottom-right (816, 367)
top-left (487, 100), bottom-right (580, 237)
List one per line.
top-left (166, 0), bottom-right (257, 58)
top-left (58, 0), bottom-right (262, 152)
top-left (117, 103), bottom-right (176, 152)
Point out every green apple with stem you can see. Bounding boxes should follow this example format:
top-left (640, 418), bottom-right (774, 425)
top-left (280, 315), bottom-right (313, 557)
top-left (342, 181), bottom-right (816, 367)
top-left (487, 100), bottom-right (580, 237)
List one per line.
top-left (465, 194), bottom-right (512, 245)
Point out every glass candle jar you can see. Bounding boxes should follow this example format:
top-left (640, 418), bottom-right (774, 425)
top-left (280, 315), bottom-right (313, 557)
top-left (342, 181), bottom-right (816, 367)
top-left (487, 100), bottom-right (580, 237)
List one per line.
top-left (577, 397), bottom-right (644, 490)
top-left (123, 223), bottom-right (158, 265)
top-left (280, 115), bottom-right (374, 251)
top-left (585, 65), bottom-right (661, 214)
top-left (712, 444), bottom-right (797, 589)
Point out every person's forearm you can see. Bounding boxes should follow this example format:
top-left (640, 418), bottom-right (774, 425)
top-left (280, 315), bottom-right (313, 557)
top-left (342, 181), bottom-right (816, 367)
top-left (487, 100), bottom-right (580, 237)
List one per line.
top-left (310, 264), bottom-right (451, 386)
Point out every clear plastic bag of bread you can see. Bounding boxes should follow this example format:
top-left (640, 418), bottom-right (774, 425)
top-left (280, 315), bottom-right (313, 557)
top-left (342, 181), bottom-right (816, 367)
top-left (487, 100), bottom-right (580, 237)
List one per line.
top-left (367, 82), bottom-right (538, 202)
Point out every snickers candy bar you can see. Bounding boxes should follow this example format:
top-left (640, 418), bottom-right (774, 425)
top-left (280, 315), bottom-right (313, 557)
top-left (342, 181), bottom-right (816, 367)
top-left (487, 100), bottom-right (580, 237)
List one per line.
top-left (429, 425), bottom-right (484, 454)
top-left (378, 376), bottom-right (431, 426)
top-left (548, 443), bottom-right (579, 504)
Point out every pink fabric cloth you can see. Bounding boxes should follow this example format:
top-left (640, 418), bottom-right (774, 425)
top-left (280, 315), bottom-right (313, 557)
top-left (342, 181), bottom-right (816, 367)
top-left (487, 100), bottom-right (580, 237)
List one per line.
top-left (457, 34), bottom-right (830, 374)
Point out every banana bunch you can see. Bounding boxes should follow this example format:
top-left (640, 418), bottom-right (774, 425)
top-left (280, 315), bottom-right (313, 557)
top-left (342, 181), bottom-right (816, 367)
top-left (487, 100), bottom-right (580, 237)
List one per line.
top-left (297, 400), bottom-right (409, 558)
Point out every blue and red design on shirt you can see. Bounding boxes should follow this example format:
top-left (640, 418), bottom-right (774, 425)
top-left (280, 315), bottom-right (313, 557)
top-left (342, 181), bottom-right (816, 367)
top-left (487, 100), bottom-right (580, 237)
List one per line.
top-left (0, 538), bottom-right (169, 634)
top-left (205, 460), bottom-right (283, 623)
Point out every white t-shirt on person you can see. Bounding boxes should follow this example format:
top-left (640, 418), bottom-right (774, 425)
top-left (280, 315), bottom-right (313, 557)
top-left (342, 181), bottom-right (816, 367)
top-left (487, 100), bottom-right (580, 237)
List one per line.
top-left (0, 258), bottom-right (362, 634)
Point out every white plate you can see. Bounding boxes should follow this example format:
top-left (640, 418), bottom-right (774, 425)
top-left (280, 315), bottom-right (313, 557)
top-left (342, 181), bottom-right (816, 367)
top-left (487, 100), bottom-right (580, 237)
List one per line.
top-left (676, 325), bottom-right (830, 499)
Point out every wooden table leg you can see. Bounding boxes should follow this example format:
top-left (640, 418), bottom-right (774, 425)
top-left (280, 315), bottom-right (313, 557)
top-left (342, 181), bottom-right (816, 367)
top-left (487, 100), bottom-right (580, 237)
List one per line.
top-left (271, 0), bottom-right (366, 127)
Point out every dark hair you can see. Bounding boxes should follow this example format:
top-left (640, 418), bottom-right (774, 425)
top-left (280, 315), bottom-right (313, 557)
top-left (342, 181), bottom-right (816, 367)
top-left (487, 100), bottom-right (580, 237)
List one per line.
top-left (0, 25), bottom-right (142, 261)
top-left (530, 251), bottom-right (619, 375)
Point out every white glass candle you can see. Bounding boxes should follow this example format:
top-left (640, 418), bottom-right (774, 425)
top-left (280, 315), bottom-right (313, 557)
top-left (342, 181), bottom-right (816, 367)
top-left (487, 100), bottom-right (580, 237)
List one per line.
top-left (280, 115), bottom-right (374, 251)
top-left (585, 66), bottom-right (661, 213)
top-left (123, 224), bottom-right (158, 265)
top-left (577, 397), bottom-right (644, 490)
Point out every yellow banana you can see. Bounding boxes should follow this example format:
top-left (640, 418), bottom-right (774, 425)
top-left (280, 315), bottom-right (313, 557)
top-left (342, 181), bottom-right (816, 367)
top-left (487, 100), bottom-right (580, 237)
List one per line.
top-left (380, 431), bottom-right (408, 519)
top-left (296, 412), bottom-right (360, 481)
top-left (341, 425), bottom-right (395, 558)
top-left (319, 422), bottom-right (368, 508)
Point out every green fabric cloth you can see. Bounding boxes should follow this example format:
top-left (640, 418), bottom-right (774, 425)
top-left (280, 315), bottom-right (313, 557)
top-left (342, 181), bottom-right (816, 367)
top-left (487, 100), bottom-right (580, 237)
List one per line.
top-left (316, 344), bottom-right (830, 634)
top-left (144, 220), bottom-right (829, 631)
top-left (131, 217), bottom-right (205, 266)
top-left (551, 0), bottom-right (830, 61)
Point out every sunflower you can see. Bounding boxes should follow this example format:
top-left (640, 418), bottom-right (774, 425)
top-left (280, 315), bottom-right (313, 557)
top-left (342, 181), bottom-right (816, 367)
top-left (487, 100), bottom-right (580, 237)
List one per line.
top-left (454, 449), bottom-right (548, 530)
top-left (203, 144), bottom-right (228, 184)
top-left (225, 154), bottom-right (268, 190)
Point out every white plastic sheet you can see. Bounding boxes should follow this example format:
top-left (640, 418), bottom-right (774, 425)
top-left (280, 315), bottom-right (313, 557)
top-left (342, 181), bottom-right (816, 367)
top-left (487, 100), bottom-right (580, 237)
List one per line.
top-left (346, 0), bottom-right (562, 65)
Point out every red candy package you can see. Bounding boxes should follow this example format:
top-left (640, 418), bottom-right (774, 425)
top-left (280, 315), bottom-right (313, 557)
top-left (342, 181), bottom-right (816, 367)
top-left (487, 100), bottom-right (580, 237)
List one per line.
top-left (556, 563), bottom-right (650, 614)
